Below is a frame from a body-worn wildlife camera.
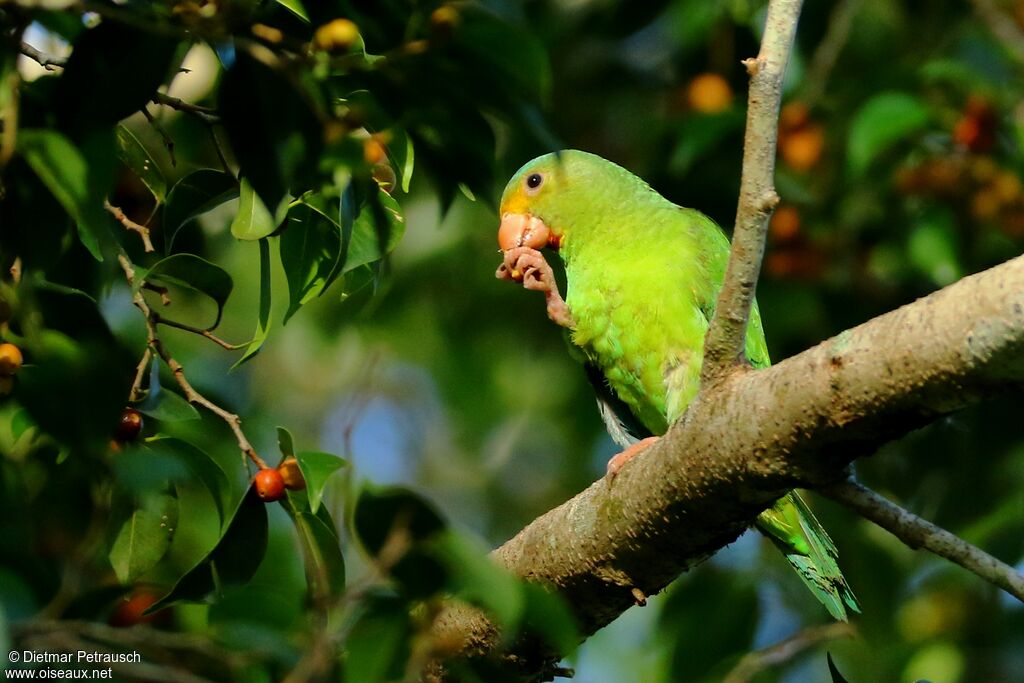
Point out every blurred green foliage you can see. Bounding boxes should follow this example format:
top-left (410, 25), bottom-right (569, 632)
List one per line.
top-left (1, 0), bottom-right (1023, 681)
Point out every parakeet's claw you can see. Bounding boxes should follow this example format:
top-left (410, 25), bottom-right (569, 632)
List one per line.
top-left (498, 246), bottom-right (576, 329)
top-left (606, 436), bottom-right (661, 479)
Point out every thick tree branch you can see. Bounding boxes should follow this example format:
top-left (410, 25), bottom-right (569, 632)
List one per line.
top-left (821, 480), bottom-right (1024, 601)
top-left (702, 0), bottom-right (803, 380)
top-left (431, 254), bottom-right (1024, 677)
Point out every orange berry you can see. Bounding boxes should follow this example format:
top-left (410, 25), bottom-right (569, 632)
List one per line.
top-left (0, 343), bottom-right (23, 376)
top-left (992, 171), bottom-right (1022, 204)
top-left (770, 205), bottom-right (801, 242)
top-left (313, 18), bottom-right (360, 53)
top-left (278, 457), bottom-right (306, 491)
top-left (779, 102), bottom-right (810, 132)
top-left (363, 137), bottom-right (388, 165)
top-left (971, 188), bottom-right (1001, 221)
top-left (116, 408), bottom-right (144, 443)
top-left (780, 125), bottom-right (824, 172)
top-left (254, 468), bottom-right (286, 502)
top-left (687, 73), bottom-right (733, 114)
top-left (430, 5), bottom-right (460, 40)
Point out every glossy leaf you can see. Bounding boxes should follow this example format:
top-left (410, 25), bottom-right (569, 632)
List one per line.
top-left (163, 169), bottom-right (239, 250)
top-left (848, 92), bottom-right (930, 177)
top-left (344, 187), bottom-right (405, 274)
top-left (139, 254), bottom-right (234, 330)
top-left (295, 450), bottom-right (347, 515)
top-left (149, 487), bottom-right (268, 612)
top-left (233, 238), bottom-right (273, 367)
top-left (293, 511), bottom-right (345, 599)
top-left (230, 178), bottom-right (283, 241)
top-left (280, 196), bottom-right (344, 322)
top-left (152, 437), bottom-right (232, 522)
top-left (108, 491), bottom-right (177, 584)
top-left (273, 0), bottom-right (308, 21)
top-left (17, 129), bottom-right (112, 261)
top-left (276, 426), bottom-right (295, 460)
top-left (116, 124), bottom-right (167, 201)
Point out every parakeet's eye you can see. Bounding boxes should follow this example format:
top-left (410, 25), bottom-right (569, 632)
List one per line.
top-left (525, 173), bottom-right (544, 195)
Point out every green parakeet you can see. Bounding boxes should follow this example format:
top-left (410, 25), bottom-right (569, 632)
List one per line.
top-left (495, 149), bottom-right (860, 621)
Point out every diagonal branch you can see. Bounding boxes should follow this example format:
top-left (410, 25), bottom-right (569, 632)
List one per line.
top-left (723, 622), bottom-right (856, 683)
top-left (702, 0), bottom-right (804, 380)
top-left (821, 480), bottom-right (1024, 601)
top-left (430, 253), bottom-right (1024, 678)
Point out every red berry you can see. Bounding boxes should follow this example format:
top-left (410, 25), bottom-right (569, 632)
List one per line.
top-left (108, 590), bottom-right (162, 627)
top-left (254, 468), bottom-right (286, 502)
top-left (116, 408), bottom-right (144, 442)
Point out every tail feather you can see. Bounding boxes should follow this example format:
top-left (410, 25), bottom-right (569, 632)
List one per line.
top-left (755, 491), bottom-right (860, 621)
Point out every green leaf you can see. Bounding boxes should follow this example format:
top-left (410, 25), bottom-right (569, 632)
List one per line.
top-left (231, 178), bottom-right (285, 241)
top-left (293, 511), bottom-right (345, 599)
top-left (280, 196), bottom-right (344, 322)
top-left (273, 0), bottom-right (308, 21)
top-left (140, 254), bottom-right (233, 330)
top-left (521, 582), bottom-right (579, 657)
top-left (55, 21), bottom-right (178, 136)
top-left (219, 52), bottom-right (322, 211)
top-left (233, 238), bottom-right (273, 367)
top-left (295, 451), bottom-right (347, 514)
top-left (847, 92), bottom-right (930, 177)
top-left (116, 124), bottom-right (167, 202)
top-left (149, 487), bottom-right (269, 612)
top-left (163, 169), bottom-right (239, 250)
top-left (432, 531), bottom-right (523, 631)
top-left (827, 653), bottom-right (851, 683)
top-left (138, 358), bottom-right (200, 422)
top-left (276, 426), bottom-right (295, 460)
top-left (354, 486), bottom-right (447, 598)
top-left (908, 209), bottom-right (962, 286)
top-left (152, 437), bottom-right (232, 522)
top-left (345, 187), bottom-right (405, 274)
top-left (17, 129), bottom-right (112, 261)
top-left (108, 491), bottom-right (177, 584)
top-left (343, 594), bottom-right (411, 683)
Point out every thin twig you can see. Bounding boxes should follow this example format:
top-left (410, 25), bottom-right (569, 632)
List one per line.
top-left (801, 0), bottom-right (861, 107)
top-left (723, 622), bottom-right (856, 683)
top-left (701, 0), bottom-right (804, 381)
top-left (142, 105), bottom-right (177, 167)
top-left (117, 252), bottom-right (268, 469)
top-left (155, 315), bottom-right (246, 350)
top-left (143, 281), bottom-right (173, 306)
top-left (821, 480), bottom-right (1024, 602)
top-left (152, 92), bottom-right (219, 122)
top-left (105, 200), bottom-right (155, 253)
top-left (129, 347), bottom-right (153, 403)
top-left (18, 42), bottom-right (66, 70)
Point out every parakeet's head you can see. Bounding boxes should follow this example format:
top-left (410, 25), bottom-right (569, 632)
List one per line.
top-left (497, 149), bottom-right (666, 253)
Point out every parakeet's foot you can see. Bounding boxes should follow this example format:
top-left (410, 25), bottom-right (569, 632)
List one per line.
top-left (496, 246), bottom-right (575, 329)
top-left (606, 436), bottom-right (660, 478)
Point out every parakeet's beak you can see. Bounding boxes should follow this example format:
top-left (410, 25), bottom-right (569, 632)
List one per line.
top-left (498, 212), bottom-right (554, 251)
